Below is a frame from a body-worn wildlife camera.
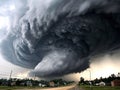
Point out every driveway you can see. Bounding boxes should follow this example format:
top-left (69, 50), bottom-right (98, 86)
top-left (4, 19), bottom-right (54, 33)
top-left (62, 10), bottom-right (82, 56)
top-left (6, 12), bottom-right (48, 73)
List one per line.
top-left (16, 84), bottom-right (83, 90)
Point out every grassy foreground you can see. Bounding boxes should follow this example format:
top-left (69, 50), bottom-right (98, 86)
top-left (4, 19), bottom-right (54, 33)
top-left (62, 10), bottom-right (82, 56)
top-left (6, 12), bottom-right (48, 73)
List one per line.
top-left (0, 86), bottom-right (43, 90)
top-left (80, 85), bottom-right (120, 90)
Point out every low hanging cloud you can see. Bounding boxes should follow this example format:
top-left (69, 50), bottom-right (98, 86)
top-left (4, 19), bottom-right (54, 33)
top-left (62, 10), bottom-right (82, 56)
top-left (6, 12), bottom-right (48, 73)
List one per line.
top-left (0, 0), bottom-right (120, 77)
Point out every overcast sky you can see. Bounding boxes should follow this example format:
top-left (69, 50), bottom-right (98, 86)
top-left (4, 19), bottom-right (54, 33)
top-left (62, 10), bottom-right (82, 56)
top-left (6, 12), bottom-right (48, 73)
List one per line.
top-left (0, 0), bottom-right (120, 81)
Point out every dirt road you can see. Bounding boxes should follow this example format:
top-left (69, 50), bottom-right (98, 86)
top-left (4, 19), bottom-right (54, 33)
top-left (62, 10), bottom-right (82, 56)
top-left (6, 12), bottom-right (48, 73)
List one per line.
top-left (16, 84), bottom-right (81, 90)
top-left (41, 85), bottom-right (75, 90)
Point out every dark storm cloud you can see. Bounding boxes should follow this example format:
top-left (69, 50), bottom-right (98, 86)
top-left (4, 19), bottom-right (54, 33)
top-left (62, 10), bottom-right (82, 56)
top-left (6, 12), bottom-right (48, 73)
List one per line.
top-left (1, 0), bottom-right (120, 77)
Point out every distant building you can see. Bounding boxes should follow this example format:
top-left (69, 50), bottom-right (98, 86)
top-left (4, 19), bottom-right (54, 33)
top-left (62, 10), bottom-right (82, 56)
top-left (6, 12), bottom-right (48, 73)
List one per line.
top-left (20, 82), bottom-right (26, 86)
top-left (49, 81), bottom-right (55, 87)
top-left (11, 81), bottom-right (16, 86)
top-left (39, 83), bottom-right (47, 87)
top-left (95, 82), bottom-right (106, 86)
top-left (1, 81), bottom-right (8, 86)
top-left (26, 81), bottom-right (33, 86)
top-left (111, 80), bottom-right (120, 87)
top-left (99, 82), bottom-right (106, 86)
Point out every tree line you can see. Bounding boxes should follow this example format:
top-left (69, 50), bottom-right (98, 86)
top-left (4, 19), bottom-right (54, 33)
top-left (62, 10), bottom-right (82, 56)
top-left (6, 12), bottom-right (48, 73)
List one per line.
top-left (79, 72), bottom-right (120, 86)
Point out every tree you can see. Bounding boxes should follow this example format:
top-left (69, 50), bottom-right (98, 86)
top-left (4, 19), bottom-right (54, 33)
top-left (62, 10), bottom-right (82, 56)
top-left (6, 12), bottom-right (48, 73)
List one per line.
top-left (111, 74), bottom-right (116, 78)
top-left (94, 78), bottom-right (99, 83)
top-left (79, 77), bottom-right (85, 84)
top-left (117, 72), bottom-right (120, 77)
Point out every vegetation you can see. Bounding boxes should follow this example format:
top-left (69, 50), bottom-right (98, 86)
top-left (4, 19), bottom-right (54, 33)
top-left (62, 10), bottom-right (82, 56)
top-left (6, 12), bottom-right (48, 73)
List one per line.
top-left (79, 73), bottom-right (120, 90)
top-left (0, 78), bottom-right (74, 90)
top-left (79, 73), bottom-right (120, 86)
top-left (80, 85), bottom-right (120, 90)
top-left (0, 79), bottom-right (74, 90)
top-left (0, 86), bottom-right (43, 90)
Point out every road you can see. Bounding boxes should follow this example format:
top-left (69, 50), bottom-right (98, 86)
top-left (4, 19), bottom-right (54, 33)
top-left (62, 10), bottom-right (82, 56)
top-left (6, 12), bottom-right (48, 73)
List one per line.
top-left (16, 84), bottom-right (82, 90)
top-left (41, 85), bottom-right (76, 90)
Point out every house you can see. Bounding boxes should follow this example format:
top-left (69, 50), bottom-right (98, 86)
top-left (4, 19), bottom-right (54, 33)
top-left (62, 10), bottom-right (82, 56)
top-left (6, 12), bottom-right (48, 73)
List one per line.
top-left (95, 82), bottom-right (106, 86)
top-left (1, 81), bottom-right (8, 86)
top-left (39, 83), bottom-right (47, 87)
top-left (11, 81), bottom-right (16, 86)
top-left (26, 81), bottom-right (33, 86)
top-left (99, 82), bottom-right (106, 86)
top-left (49, 81), bottom-right (55, 87)
top-left (111, 80), bottom-right (120, 87)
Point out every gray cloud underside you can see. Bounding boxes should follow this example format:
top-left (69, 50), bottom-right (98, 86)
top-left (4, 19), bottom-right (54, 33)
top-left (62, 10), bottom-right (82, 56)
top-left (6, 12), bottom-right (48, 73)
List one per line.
top-left (1, 0), bottom-right (120, 77)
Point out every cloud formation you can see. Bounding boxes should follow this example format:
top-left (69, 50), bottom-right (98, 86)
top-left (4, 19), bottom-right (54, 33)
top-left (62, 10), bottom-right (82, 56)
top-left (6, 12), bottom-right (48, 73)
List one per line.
top-left (0, 0), bottom-right (120, 77)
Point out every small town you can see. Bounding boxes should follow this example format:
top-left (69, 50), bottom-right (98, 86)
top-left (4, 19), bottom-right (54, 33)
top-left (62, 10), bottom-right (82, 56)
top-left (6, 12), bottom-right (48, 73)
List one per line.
top-left (0, 73), bottom-right (120, 90)
top-left (0, 78), bottom-right (74, 87)
top-left (78, 73), bottom-right (120, 90)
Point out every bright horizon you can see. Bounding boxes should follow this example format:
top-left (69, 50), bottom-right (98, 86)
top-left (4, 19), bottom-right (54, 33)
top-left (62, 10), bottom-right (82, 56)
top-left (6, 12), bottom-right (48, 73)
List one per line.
top-left (0, 53), bottom-right (120, 81)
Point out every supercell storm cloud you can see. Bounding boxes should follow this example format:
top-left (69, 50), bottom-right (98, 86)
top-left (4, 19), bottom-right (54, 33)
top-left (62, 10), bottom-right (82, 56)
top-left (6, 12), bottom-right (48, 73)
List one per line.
top-left (1, 0), bottom-right (120, 77)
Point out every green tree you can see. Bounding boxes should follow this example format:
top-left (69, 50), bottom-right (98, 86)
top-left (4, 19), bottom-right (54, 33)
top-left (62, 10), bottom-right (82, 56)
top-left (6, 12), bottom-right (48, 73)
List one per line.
top-left (79, 77), bottom-right (85, 84)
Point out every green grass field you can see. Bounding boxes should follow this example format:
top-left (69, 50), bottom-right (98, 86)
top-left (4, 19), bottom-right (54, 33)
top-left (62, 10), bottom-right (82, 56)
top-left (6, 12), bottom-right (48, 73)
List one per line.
top-left (0, 86), bottom-right (43, 90)
top-left (80, 85), bottom-right (120, 90)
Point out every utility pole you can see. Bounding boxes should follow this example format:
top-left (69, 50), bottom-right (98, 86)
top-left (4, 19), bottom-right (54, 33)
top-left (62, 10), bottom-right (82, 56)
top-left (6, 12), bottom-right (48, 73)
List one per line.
top-left (88, 70), bottom-right (92, 90)
top-left (8, 70), bottom-right (12, 86)
top-left (9, 70), bottom-right (12, 80)
top-left (34, 74), bottom-right (36, 81)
